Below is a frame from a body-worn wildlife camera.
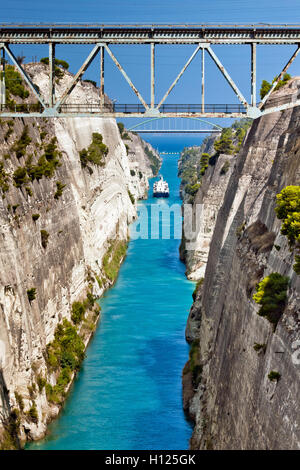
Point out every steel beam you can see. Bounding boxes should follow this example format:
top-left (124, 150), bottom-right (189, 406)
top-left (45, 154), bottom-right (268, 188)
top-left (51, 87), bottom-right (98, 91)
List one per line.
top-left (104, 44), bottom-right (149, 110)
top-left (151, 42), bottom-right (155, 108)
top-left (55, 44), bottom-right (100, 109)
top-left (258, 45), bottom-right (300, 109)
top-left (100, 45), bottom-right (104, 108)
top-left (207, 46), bottom-right (248, 108)
top-left (3, 44), bottom-right (47, 108)
top-left (201, 47), bottom-right (205, 113)
top-left (251, 43), bottom-right (256, 107)
top-left (157, 44), bottom-right (201, 109)
top-left (0, 112), bottom-right (246, 119)
top-left (0, 46), bottom-right (5, 109)
top-left (2, 25), bottom-right (300, 46)
top-left (49, 42), bottom-right (55, 106)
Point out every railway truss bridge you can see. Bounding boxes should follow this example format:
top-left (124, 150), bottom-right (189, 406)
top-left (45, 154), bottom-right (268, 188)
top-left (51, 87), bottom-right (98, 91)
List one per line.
top-left (1, 24), bottom-right (300, 119)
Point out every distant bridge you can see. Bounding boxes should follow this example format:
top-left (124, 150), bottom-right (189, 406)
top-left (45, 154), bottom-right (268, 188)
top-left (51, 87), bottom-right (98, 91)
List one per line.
top-left (1, 24), bottom-right (300, 119)
top-left (127, 117), bottom-right (223, 134)
top-left (160, 152), bottom-right (181, 155)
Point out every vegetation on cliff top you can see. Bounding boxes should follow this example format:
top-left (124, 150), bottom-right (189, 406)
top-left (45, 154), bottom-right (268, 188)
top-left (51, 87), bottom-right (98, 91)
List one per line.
top-left (179, 118), bottom-right (252, 202)
top-left (260, 73), bottom-right (291, 99)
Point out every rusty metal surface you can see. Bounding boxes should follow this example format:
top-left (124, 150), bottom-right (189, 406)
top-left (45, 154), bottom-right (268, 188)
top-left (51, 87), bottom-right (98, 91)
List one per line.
top-left (1, 24), bottom-right (300, 45)
top-left (49, 43), bottom-right (55, 107)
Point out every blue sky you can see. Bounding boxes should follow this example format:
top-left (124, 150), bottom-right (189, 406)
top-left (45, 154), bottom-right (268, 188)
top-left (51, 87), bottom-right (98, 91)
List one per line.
top-left (2, 1), bottom-right (300, 127)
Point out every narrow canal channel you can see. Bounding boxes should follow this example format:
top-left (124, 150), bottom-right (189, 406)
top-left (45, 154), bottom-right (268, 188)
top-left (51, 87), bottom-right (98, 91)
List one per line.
top-left (29, 136), bottom-right (201, 450)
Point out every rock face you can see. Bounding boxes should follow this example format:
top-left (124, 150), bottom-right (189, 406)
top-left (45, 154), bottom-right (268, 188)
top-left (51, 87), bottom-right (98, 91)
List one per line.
top-left (0, 64), bottom-right (160, 447)
top-left (182, 80), bottom-right (300, 450)
top-left (180, 152), bottom-right (234, 280)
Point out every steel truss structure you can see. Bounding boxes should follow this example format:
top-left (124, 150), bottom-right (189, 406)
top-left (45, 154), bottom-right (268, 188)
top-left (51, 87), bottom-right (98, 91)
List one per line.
top-left (1, 24), bottom-right (300, 119)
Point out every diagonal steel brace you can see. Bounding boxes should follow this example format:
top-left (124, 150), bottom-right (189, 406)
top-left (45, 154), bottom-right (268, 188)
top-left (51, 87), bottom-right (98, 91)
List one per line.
top-left (157, 44), bottom-right (202, 110)
top-left (104, 44), bottom-right (149, 110)
top-left (258, 45), bottom-right (300, 109)
top-left (55, 44), bottom-right (100, 109)
top-left (207, 46), bottom-right (248, 108)
top-left (4, 44), bottom-right (47, 109)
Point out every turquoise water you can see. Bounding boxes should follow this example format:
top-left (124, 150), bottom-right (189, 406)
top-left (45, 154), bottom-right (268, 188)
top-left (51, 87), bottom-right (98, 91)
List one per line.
top-left (28, 135), bottom-right (203, 450)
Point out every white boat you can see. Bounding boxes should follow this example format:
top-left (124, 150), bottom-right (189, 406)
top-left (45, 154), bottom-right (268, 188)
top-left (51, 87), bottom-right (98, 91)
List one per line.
top-left (153, 175), bottom-right (170, 198)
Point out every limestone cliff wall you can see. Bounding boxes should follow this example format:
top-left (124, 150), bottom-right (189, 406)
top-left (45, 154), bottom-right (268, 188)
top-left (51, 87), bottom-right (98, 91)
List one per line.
top-left (0, 64), bottom-right (160, 447)
top-left (182, 80), bottom-right (300, 450)
top-left (180, 153), bottom-right (234, 281)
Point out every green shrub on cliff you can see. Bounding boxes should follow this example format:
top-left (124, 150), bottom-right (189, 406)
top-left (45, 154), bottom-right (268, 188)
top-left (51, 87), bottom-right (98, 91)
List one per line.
top-left (0, 161), bottom-right (10, 194)
top-left (268, 370), bottom-right (281, 382)
top-left (102, 239), bottom-right (128, 282)
top-left (71, 301), bottom-right (86, 325)
top-left (54, 181), bottom-right (66, 199)
top-left (27, 401), bottom-right (38, 423)
top-left (253, 272), bottom-right (289, 325)
top-left (5, 65), bottom-right (29, 100)
top-left (45, 319), bottom-right (85, 403)
top-left (27, 288), bottom-right (36, 302)
top-left (214, 128), bottom-right (234, 155)
top-left (13, 166), bottom-right (28, 188)
top-left (40, 230), bottom-right (49, 249)
top-left (79, 133), bottom-right (108, 167)
top-left (260, 73), bottom-right (291, 99)
top-left (275, 185), bottom-right (300, 246)
top-left (185, 182), bottom-right (200, 196)
top-left (12, 125), bottom-right (31, 159)
top-left (199, 153), bottom-right (210, 176)
top-left (275, 185), bottom-right (300, 275)
top-left (22, 138), bottom-right (61, 183)
top-left (293, 255), bottom-right (300, 275)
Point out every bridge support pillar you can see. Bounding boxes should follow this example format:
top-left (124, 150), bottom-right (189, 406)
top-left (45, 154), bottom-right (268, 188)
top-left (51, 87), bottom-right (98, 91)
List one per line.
top-left (0, 46), bottom-right (5, 110)
top-left (201, 47), bottom-right (205, 113)
top-left (251, 43), bottom-right (256, 107)
top-left (151, 42), bottom-right (155, 108)
top-left (49, 42), bottom-right (55, 107)
top-left (100, 45), bottom-right (104, 109)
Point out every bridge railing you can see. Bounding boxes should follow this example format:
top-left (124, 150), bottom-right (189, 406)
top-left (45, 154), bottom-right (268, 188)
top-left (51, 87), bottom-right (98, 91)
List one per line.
top-left (113, 104), bottom-right (246, 114)
top-left (58, 103), bottom-right (247, 114)
top-left (0, 102), bottom-right (247, 115)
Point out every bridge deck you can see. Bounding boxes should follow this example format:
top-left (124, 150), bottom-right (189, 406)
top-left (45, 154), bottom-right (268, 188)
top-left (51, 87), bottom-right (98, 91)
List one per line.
top-left (1, 24), bottom-right (300, 44)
